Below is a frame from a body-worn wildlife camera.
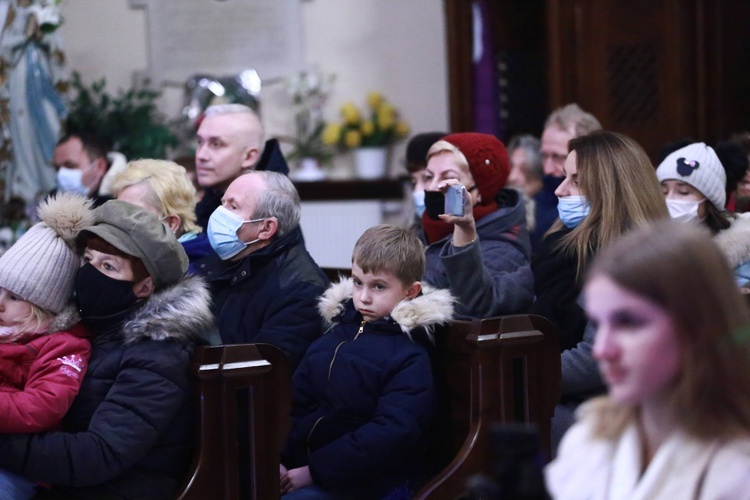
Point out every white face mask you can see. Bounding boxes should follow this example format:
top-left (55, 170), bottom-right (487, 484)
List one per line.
top-left (56, 167), bottom-right (89, 196)
top-left (666, 198), bottom-right (705, 223)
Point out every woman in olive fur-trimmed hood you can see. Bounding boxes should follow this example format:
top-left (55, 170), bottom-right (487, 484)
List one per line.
top-left (283, 278), bottom-right (454, 499)
top-left (0, 199), bottom-right (215, 499)
top-left (0, 274), bottom-right (213, 499)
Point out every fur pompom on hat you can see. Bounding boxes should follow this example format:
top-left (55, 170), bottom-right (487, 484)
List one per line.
top-left (0, 193), bottom-right (94, 314)
top-left (656, 142), bottom-right (727, 209)
top-left (442, 132), bottom-right (510, 204)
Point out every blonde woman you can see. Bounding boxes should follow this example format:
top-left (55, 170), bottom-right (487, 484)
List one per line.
top-left (546, 220), bottom-right (750, 498)
top-left (421, 133), bottom-right (533, 319)
top-left (529, 130), bottom-right (669, 450)
top-left (112, 159), bottom-right (212, 269)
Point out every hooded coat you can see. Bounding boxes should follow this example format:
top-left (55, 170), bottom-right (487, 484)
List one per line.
top-left (0, 275), bottom-right (213, 499)
top-left (283, 278), bottom-right (454, 499)
top-left (422, 188), bottom-right (534, 319)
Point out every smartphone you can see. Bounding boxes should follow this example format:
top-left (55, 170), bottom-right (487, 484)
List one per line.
top-left (444, 184), bottom-right (467, 216)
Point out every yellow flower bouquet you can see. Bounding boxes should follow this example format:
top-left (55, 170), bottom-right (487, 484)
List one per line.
top-left (322, 92), bottom-right (410, 150)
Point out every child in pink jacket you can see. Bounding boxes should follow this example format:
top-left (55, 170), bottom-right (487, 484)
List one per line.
top-left (0, 193), bottom-right (94, 498)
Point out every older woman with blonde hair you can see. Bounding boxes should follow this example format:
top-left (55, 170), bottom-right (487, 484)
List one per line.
top-left (420, 132), bottom-right (533, 319)
top-left (546, 220), bottom-right (750, 498)
top-left (530, 130), bottom-right (669, 450)
top-left (112, 159), bottom-right (213, 267)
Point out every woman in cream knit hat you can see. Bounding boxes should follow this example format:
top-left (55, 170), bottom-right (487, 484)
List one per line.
top-left (656, 142), bottom-right (750, 287)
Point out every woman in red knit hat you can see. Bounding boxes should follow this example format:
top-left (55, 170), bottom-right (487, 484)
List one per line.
top-left (420, 132), bottom-right (533, 318)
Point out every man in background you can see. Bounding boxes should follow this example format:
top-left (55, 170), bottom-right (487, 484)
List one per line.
top-left (52, 131), bottom-right (125, 207)
top-left (507, 134), bottom-right (544, 251)
top-left (194, 104), bottom-right (289, 230)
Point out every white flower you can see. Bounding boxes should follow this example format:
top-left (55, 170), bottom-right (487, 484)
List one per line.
top-left (29, 4), bottom-right (61, 29)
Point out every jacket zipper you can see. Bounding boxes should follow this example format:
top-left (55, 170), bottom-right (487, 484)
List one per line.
top-left (309, 321), bottom-right (366, 453)
top-left (307, 415), bottom-right (325, 455)
top-left (327, 320), bottom-right (365, 380)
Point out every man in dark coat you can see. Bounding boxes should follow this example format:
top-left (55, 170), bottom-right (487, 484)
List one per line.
top-left (195, 170), bottom-right (328, 370)
top-left (194, 103), bottom-right (289, 231)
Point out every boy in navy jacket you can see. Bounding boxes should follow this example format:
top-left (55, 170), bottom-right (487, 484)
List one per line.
top-left (280, 225), bottom-right (454, 499)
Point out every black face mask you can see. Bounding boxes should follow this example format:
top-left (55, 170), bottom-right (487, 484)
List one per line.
top-left (75, 263), bottom-right (139, 319)
top-left (424, 190), bottom-right (446, 220)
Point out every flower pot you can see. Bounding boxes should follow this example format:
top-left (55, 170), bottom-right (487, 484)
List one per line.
top-left (290, 157), bottom-right (327, 182)
top-left (354, 147), bottom-right (388, 179)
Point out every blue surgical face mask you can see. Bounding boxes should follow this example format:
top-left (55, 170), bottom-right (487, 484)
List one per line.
top-left (412, 190), bottom-right (426, 218)
top-left (207, 206), bottom-right (267, 260)
top-left (56, 167), bottom-right (89, 196)
top-left (557, 195), bottom-right (590, 229)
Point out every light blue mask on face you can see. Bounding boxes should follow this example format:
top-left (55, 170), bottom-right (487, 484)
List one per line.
top-left (557, 195), bottom-right (590, 229)
top-left (412, 190), bottom-right (426, 218)
top-left (207, 206), bottom-right (266, 260)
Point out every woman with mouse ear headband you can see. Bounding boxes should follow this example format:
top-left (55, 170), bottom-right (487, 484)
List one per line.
top-left (656, 141), bottom-right (750, 289)
top-left (419, 132), bottom-right (534, 319)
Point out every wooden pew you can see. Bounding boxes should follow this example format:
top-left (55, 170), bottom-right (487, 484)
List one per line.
top-left (175, 314), bottom-right (559, 499)
top-left (415, 314), bottom-right (561, 499)
top-left (175, 343), bottom-right (291, 500)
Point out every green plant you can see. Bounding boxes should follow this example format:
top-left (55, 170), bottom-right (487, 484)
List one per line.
top-left (65, 72), bottom-right (177, 159)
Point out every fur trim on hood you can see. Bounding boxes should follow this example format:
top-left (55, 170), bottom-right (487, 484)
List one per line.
top-left (317, 277), bottom-right (455, 339)
top-left (47, 302), bottom-right (82, 334)
top-left (121, 275), bottom-right (214, 345)
top-left (714, 213), bottom-right (750, 268)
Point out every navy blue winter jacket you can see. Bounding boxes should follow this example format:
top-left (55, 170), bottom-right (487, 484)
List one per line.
top-left (197, 226), bottom-right (329, 370)
top-left (283, 279), bottom-right (455, 499)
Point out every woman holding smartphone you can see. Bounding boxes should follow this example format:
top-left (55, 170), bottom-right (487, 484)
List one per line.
top-left (420, 132), bottom-right (534, 319)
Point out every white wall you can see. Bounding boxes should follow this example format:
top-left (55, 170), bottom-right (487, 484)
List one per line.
top-left (57, 0), bottom-right (449, 175)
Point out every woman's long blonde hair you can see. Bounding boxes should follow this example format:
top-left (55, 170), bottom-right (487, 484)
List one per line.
top-left (552, 131), bottom-right (669, 276)
top-left (586, 220), bottom-right (750, 440)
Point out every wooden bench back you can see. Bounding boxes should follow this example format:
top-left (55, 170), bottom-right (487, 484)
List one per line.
top-left (321, 267), bottom-right (351, 282)
top-left (416, 314), bottom-right (561, 499)
top-left (175, 343), bottom-right (291, 500)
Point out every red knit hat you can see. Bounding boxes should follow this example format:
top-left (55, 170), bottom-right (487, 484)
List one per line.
top-left (442, 133), bottom-right (509, 204)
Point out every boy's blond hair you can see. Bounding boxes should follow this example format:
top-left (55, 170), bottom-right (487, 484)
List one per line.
top-left (352, 225), bottom-right (425, 286)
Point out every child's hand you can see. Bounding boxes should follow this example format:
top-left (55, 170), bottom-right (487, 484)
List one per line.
top-left (286, 465), bottom-right (314, 493)
top-left (279, 464), bottom-right (290, 494)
